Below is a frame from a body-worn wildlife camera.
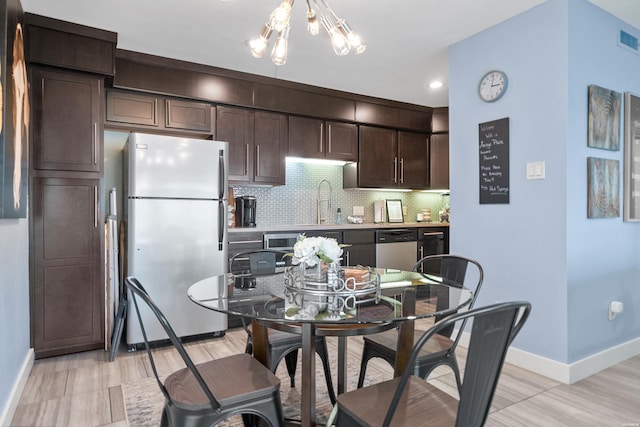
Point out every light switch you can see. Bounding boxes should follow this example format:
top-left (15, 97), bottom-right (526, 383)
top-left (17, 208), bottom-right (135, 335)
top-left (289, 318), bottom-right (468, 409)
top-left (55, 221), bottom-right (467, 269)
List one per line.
top-left (526, 161), bottom-right (545, 180)
top-left (353, 206), bottom-right (365, 216)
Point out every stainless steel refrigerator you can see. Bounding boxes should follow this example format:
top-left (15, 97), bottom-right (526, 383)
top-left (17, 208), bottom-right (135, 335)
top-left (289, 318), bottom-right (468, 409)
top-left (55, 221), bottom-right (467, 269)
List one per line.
top-left (124, 132), bottom-right (228, 345)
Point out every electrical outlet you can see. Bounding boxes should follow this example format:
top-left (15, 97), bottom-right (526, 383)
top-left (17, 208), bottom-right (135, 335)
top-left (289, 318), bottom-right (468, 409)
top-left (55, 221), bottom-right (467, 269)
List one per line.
top-left (526, 161), bottom-right (545, 180)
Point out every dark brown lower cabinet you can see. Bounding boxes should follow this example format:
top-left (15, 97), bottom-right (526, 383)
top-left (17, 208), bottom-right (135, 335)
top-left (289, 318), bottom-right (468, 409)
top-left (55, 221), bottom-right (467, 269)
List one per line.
top-left (31, 177), bottom-right (104, 358)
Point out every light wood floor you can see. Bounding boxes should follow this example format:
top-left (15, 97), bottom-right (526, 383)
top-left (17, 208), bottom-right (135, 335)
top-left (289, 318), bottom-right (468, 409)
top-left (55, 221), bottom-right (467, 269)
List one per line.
top-left (10, 326), bottom-right (640, 426)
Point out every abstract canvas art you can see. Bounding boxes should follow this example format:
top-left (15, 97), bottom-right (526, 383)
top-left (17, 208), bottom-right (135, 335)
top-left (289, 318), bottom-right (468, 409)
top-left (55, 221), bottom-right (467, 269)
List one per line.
top-left (588, 84), bottom-right (621, 151)
top-left (0, 0), bottom-right (28, 218)
top-left (587, 157), bottom-right (620, 219)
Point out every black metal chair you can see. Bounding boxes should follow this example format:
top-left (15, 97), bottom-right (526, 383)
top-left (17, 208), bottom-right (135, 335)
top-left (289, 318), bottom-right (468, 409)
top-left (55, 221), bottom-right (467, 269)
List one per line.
top-left (229, 250), bottom-right (337, 405)
top-left (125, 276), bottom-right (285, 427)
top-left (336, 301), bottom-right (531, 427)
top-left (357, 254), bottom-right (484, 392)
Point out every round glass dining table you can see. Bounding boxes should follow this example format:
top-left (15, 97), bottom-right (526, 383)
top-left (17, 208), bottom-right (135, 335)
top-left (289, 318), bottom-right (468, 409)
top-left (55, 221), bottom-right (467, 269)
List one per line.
top-left (188, 267), bottom-right (472, 427)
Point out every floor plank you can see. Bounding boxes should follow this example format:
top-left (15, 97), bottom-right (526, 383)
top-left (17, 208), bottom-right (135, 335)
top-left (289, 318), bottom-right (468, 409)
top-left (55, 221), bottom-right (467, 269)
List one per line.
top-left (10, 327), bottom-right (640, 427)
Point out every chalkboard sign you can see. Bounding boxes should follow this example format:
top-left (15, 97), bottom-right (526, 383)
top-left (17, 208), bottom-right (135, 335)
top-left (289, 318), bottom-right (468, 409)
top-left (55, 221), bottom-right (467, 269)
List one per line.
top-left (479, 117), bottom-right (510, 204)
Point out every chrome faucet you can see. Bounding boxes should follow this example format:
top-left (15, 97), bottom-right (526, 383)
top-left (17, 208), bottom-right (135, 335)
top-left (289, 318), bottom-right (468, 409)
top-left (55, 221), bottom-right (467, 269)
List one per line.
top-left (317, 179), bottom-right (333, 224)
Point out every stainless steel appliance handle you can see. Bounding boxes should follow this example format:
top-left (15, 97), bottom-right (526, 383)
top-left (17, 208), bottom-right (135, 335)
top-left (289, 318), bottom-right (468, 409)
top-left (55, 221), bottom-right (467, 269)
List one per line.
top-left (218, 201), bottom-right (225, 250)
top-left (218, 149), bottom-right (225, 199)
top-left (229, 240), bottom-right (264, 245)
top-left (422, 232), bottom-right (445, 237)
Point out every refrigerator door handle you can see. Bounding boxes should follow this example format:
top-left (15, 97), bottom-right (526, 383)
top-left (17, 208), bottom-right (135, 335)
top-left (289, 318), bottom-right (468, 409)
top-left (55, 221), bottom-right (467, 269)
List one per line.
top-left (218, 149), bottom-right (225, 200)
top-left (218, 200), bottom-right (225, 251)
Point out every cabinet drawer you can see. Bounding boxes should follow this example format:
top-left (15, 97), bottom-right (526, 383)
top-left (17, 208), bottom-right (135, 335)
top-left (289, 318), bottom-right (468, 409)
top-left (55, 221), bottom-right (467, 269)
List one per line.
top-left (343, 230), bottom-right (374, 244)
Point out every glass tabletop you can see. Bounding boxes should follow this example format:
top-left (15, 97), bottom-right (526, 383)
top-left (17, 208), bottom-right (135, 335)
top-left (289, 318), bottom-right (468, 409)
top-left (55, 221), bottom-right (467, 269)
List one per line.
top-left (188, 267), bottom-right (473, 325)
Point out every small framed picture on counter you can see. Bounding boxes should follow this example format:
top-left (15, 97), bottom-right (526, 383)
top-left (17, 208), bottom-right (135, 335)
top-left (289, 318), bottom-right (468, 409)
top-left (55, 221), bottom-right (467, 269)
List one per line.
top-left (386, 199), bottom-right (404, 223)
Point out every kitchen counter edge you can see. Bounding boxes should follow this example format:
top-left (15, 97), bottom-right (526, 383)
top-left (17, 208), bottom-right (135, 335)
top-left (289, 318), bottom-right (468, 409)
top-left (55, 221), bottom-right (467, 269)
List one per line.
top-left (229, 222), bottom-right (450, 233)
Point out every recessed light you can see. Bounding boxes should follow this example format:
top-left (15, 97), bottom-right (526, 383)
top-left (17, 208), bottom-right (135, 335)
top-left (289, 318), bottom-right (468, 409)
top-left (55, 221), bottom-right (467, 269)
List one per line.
top-left (429, 81), bottom-right (444, 89)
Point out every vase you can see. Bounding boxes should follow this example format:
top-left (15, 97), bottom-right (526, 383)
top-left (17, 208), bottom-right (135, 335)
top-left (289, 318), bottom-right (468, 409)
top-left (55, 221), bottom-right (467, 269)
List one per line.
top-left (299, 260), bottom-right (328, 313)
top-left (302, 260), bottom-right (326, 282)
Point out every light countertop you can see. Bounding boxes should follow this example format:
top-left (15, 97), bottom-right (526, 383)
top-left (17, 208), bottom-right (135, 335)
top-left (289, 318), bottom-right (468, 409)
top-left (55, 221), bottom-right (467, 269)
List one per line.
top-left (229, 222), bottom-right (449, 233)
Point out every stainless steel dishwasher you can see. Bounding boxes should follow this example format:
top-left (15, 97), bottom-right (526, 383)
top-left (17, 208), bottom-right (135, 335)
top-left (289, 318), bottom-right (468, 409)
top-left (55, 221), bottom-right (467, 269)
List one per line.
top-left (375, 229), bottom-right (418, 270)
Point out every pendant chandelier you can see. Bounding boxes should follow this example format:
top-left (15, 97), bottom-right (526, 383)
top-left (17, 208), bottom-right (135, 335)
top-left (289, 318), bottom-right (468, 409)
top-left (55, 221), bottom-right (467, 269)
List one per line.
top-left (249, 0), bottom-right (366, 66)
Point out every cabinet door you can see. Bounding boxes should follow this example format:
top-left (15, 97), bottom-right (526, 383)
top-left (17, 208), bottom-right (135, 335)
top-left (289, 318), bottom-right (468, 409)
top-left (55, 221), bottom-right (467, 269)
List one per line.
top-left (398, 131), bottom-right (429, 189)
top-left (31, 177), bottom-right (103, 358)
top-left (430, 133), bottom-right (450, 190)
top-left (217, 106), bottom-right (254, 183)
top-left (32, 68), bottom-right (102, 172)
top-left (106, 90), bottom-right (159, 127)
top-left (344, 245), bottom-right (376, 267)
top-left (358, 126), bottom-right (396, 187)
top-left (165, 98), bottom-right (213, 132)
top-left (326, 121), bottom-right (357, 161)
top-left (288, 116), bottom-right (323, 158)
top-left (254, 111), bottom-right (286, 185)
top-left (343, 230), bottom-right (375, 267)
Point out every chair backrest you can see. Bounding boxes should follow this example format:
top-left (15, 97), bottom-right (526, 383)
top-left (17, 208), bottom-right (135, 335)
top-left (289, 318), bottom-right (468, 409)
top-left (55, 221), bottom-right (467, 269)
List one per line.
top-left (124, 276), bottom-right (221, 410)
top-left (413, 254), bottom-right (484, 337)
top-left (384, 301), bottom-right (531, 427)
top-left (229, 249), bottom-right (289, 275)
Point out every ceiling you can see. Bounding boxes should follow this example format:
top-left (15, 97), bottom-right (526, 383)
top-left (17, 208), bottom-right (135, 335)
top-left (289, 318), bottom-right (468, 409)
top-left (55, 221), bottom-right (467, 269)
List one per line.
top-left (19, 0), bottom-right (640, 108)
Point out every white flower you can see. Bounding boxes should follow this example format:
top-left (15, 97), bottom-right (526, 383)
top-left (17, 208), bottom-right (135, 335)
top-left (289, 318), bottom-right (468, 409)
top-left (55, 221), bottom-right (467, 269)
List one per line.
top-left (290, 235), bottom-right (343, 266)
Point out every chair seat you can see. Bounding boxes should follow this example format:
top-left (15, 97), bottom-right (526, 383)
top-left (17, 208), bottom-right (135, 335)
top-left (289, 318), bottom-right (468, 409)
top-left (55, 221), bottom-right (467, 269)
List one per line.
top-left (164, 353), bottom-right (280, 409)
top-left (363, 329), bottom-right (454, 360)
top-left (247, 323), bottom-right (305, 346)
top-left (337, 376), bottom-right (458, 427)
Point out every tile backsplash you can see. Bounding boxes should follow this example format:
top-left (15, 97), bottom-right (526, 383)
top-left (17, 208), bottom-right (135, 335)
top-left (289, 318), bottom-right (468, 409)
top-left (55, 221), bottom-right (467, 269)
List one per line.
top-left (232, 161), bottom-right (449, 227)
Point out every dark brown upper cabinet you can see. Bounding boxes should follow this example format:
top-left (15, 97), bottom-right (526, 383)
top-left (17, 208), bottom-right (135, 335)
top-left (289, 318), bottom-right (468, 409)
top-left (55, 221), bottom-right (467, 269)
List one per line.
top-left (106, 90), bottom-right (159, 127)
top-left (349, 125), bottom-right (429, 189)
top-left (430, 107), bottom-right (449, 190)
top-left (287, 116), bottom-right (357, 161)
top-left (429, 133), bottom-right (449, 190)
top-left (398, 131), bottom-right (430, 188)
top-left (26, 13), bottom-right (116, 76)
top-left (253, 111), bottom-right (287, 185)
top-left (32, 68), bottom-right (102, 173)
top-left (165, 99), bottom-right (213, 132)
top-left (105, 89), bottom-right (214, 135)
top-left (217, 106), bottom-right (286, 186)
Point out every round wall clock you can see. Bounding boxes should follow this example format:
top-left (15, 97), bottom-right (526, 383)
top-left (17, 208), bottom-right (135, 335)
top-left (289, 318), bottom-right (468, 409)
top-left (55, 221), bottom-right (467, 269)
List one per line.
top-left (478, 70), bottom-right (508, 102)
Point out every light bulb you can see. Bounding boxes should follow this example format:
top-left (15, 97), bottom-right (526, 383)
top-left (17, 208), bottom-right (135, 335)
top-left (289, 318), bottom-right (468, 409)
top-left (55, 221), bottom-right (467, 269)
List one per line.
top-left (321, 16), bottom-right (350, 56)
top-left (271, 25), bottom-right (290, 66)
top-left (341, 21), bottom-right (366, 54)
top-left (249, 24), bottom-right (273, 58)
top-left (269, 0), bottom-right (293, 32)
top-left (307, 10), bottom-right (319, 35)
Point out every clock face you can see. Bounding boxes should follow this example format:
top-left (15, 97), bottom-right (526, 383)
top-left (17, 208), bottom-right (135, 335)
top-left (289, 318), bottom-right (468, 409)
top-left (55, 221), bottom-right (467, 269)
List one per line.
top-left (478, 70), bottom-right (508, 102)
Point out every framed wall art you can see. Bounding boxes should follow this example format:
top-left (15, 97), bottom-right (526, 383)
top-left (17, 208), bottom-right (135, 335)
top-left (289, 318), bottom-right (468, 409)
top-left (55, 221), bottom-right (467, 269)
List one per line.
top-left (0, 0), bottom-right (28, 218)
top-left (588, 84), bottom-right (621, 151)
top-left (624, 92), bottom-right (640, 221)
top-left (587, 157), bottom-right (620, 219)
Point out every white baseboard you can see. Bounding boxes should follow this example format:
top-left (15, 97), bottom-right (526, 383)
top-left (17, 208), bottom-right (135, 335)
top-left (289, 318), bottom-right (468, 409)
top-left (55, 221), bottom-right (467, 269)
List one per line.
top-left (458, 333), bottom-right (640, 384)
top-left (0, 348), bottom-right (34, 427)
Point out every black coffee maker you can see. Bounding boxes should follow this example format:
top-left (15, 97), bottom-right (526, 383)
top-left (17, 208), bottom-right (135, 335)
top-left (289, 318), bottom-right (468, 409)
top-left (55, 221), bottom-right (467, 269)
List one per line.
top-left (235, 196), bottom-right (257, 227)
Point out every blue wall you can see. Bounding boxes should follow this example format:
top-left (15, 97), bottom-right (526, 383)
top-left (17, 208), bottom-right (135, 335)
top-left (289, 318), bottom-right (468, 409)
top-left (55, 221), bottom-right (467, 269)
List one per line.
top-left (0, 219), bottom-right (30, 419)
top-left (450, 0), bottom-right (640, 365)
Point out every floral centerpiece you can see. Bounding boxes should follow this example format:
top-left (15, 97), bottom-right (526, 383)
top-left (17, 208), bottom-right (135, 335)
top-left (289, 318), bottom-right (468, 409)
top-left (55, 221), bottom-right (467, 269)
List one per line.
top-left (290, 234), bottom-right (344, 268)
